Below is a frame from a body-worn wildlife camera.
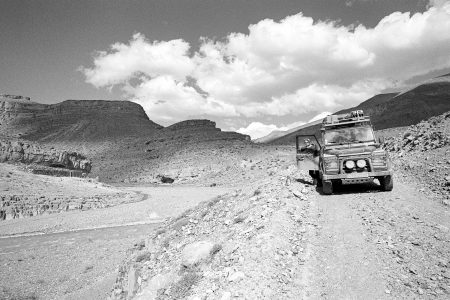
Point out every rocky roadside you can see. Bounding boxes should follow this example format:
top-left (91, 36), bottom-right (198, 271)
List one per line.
top-left (109, 159), bottom-right (313, 300)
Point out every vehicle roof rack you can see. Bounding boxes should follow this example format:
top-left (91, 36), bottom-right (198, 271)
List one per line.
top-left (322, 110), bottom-right (371, 127)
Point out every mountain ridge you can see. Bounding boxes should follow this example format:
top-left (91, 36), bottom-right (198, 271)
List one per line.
top-left (262, 74), bottom-right (450, 144)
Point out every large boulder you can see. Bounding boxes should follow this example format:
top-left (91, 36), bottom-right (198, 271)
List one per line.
top-left (181, 240), bottom-right (216, 267)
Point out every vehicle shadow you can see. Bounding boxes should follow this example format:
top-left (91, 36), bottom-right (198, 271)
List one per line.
top-left (295, 178), bottom-right (315, 186)
top-left (316, 180), bottom-right (385, 195)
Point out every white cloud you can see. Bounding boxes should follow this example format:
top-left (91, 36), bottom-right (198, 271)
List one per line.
top-left (130, 76), bottom-right (238, 122)
top-left (84, 33), bottom-right (194, 87)
top-left (82, 1), bottom-right (450, 126)
top-left (237, 120), bottom-right (308, 140)
top-left (237, 122), bottom-right (282, 140)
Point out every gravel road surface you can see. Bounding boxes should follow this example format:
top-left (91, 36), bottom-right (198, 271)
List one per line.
top-left (300, 180), bottom-right (450, 299)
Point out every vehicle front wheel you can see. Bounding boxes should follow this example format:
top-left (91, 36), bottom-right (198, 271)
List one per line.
top-left (379, 175), bottom-right (393, 191)
top-left (322, 180), bottom-right (333, 195)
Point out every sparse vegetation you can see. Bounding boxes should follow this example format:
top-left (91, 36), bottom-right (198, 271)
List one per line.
top-left (135, 251), bottom-right (152, 263)
top-left (159, 270), bottom-right (202, 300)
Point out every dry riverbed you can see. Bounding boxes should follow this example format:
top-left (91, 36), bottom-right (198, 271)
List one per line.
top-left (0, 184), bottom-right (231, 300)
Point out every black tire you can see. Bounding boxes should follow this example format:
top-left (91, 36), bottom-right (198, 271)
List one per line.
top-left (333, 180), bottom-right (342, 191)
top-left (379, 175), bottom-right (393, 191)
top-left (316, 177), bottom-right (323, 187)
top-left (322, 180), bottom-right (333, 195)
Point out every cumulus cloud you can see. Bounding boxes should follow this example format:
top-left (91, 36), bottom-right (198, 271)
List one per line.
top-left (82, 1), bottom-right (450, 126)
top-left (83, 33), bottom-right (194, 87)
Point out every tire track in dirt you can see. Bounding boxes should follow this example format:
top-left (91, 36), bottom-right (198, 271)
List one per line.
top-left (297, 178), bottom-right (450, 299)
top-left (299, 183), bottom-right (389, 299)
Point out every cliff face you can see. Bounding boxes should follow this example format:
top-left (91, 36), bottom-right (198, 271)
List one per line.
top-left (0, 97), bottom-right (162, 141)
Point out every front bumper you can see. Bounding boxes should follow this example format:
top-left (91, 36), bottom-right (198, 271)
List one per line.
top-left (322, 170), bottom-right (392, 181)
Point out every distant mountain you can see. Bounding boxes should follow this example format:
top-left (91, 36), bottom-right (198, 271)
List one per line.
top-left (265, 74), bottom-right (450, 144)
top-left (0, 96), bottom-right (161, 141)
top-left (254, 120), bottom-right (322, 143)
top-left (156, 119), bottom-right (250, 142)
top-left (253, 130), bottom-right (285, 143)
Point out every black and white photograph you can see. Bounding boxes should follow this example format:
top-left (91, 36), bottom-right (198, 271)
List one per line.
top-left (1, 0), bottom-right (449, 299)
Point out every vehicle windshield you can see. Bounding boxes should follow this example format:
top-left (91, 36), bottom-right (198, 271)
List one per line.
top-left (324, 126), bottom-right (375, 145)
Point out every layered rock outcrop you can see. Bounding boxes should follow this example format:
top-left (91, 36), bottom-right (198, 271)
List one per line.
top-left (0, 140), bottom-right (91, 172)
top-left (0, 193), bottom-right (128, 221)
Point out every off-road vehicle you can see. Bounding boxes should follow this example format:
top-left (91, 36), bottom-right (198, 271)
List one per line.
top-left (296, 110), bottom-right (393, 195)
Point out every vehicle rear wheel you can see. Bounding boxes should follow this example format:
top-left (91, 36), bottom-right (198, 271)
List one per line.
top-left (379, 175), bottom-right (393, 191)
top-left (322, 180), bottom-right (333, 195)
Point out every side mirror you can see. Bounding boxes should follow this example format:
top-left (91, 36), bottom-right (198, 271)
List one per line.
top-left (378, 136), bottom-right (385, 144)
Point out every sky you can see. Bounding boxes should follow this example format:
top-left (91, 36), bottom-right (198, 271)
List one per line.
top-left (1, 0), bottom-right (450, 139)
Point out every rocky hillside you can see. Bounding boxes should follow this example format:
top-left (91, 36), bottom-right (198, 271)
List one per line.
top-left (0, 95), bottom-right (254, 184)
top-left (336, 76), bottom-right (450, 130)
top-left (379, 111), bottom-right (450, 198)
top-left (86, 119), bottom-right (252, 184)
top-left (265, 74), bottom-right (450, 144)
top-left (0, 95), bottom-right (161, 141)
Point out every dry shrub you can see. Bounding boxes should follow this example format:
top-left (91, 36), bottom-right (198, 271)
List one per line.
top-left (135, 251), bottom-right (152, 263)
top-left (159, 270), bottom-right (202, 300)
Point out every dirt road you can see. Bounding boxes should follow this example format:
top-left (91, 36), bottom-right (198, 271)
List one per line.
top-left (299, 179), bottom-right (450, 299)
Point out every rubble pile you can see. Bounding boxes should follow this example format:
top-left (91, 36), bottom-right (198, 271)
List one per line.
top-left (110, 163), bottom-right (313, 300)
top-left (382, 111), bottom-right (450, 153)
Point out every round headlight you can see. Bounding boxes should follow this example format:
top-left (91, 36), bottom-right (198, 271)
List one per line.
top-left (356, 159), bottom-right (366, 168)
top-left (345, 160), bottom-right (355, 169)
